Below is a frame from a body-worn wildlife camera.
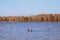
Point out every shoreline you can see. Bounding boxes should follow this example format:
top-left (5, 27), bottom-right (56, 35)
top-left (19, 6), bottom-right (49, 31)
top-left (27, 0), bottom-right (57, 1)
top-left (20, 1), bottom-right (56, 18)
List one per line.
top-left (0, 14), bottom-right (60, 22)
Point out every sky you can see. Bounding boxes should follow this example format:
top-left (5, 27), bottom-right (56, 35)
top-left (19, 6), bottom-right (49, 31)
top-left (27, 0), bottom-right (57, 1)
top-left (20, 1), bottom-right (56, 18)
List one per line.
top-left (0, 0), bottom-right (60, 16)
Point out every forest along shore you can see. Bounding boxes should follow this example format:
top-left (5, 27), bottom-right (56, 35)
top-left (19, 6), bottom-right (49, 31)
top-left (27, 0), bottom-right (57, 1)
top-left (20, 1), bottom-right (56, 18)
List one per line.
top-left (0, 14), bottom-right (60, 22)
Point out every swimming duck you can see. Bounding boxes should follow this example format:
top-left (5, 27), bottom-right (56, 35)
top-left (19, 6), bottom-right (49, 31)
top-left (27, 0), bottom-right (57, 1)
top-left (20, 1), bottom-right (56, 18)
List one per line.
top-left (28, 29), bottom-right (32, 32)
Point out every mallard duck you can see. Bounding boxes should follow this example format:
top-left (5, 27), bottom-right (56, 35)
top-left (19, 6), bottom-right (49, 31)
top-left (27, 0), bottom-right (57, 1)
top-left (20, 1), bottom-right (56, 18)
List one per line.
top-left (28, 29), bottom-right (32, 32)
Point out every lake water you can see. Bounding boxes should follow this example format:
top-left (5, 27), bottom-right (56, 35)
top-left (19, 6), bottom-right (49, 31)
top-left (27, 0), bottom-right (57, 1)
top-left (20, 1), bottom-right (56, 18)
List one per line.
top-left (0, 22), bottom-right (60, 40)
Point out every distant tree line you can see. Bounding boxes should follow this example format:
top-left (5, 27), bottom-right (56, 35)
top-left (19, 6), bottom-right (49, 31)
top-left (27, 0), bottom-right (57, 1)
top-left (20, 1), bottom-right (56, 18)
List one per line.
top-left (0, 14), bottom-right (60, 22)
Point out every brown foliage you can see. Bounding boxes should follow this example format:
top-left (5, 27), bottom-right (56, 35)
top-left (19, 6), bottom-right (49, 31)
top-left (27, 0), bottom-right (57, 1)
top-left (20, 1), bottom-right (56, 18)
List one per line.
top-left (0, 14), bottom-right (60, 22)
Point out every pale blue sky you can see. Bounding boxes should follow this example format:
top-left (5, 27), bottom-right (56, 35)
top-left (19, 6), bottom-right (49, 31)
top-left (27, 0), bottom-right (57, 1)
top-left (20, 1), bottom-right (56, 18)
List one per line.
top-left (0, 0), bottom-right (60, 16)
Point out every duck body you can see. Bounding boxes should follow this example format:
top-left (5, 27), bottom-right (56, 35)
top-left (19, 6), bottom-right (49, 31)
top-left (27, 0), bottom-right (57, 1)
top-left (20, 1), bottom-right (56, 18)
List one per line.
top-left (28, 29), bottom-right (32, 32)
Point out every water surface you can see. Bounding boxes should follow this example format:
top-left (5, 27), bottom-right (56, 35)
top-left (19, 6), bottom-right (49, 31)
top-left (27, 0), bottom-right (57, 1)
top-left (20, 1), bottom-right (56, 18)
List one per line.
top-left (0, 22), bottom-right (60, 40)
